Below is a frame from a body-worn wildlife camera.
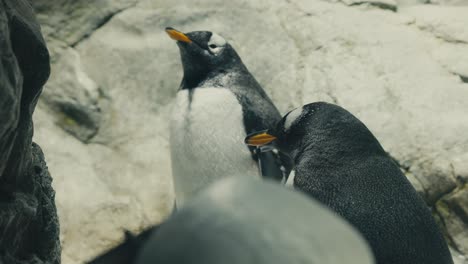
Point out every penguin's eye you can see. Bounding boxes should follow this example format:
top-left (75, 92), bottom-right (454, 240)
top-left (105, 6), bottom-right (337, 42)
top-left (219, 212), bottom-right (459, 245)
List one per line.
top-left (207, 33), bottom-right (226, 54)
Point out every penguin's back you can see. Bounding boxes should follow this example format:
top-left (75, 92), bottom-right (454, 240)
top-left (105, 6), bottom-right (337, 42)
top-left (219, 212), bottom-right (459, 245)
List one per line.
top-left (170, 87), bottom-right (257, 205)
top-left (296, 152), bottom-right (453, 264)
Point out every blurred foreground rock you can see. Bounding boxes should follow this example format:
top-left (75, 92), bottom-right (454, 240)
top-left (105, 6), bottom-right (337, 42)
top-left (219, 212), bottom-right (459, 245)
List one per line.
top-left (30, 0), bottom-right (468, 263)
top-left (0, 0), bottom-right (60, 263)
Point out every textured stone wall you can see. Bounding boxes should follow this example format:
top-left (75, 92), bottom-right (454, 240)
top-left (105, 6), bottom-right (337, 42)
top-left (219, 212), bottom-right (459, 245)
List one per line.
top-left (30, 0), bottom-right (468, 263)
top-left (0, 0), bottom-right (60, 263)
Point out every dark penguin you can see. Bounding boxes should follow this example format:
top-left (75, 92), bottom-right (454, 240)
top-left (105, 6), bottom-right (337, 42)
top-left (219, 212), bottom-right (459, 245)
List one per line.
top-left (135, 176), bottom-right (374, 264)
top-left (88, 177), bottom-right (373, 264)
top-left (166, 28), bottom-right (291, 206)
top-left (87, 227), bottom-right (156, 264)
top-left (245, 102), bottom-right (453, 264)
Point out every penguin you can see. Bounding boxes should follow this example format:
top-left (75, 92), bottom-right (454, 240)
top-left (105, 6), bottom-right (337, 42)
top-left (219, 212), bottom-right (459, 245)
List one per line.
top-left (165, 27), bottom-right (292, 206)
top-left (87, 227), bottom-right (156, 264)
top-left (245, 102), bottom-right (454, 264)
top-left (135, 176), bottom-right (374, 264)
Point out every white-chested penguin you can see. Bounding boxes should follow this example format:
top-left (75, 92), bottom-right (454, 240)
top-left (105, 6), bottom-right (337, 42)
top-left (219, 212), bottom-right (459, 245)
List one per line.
top-left (246, 102), bottom-right (453, 264)
top-left (165, 27), bottom-right (292, 206)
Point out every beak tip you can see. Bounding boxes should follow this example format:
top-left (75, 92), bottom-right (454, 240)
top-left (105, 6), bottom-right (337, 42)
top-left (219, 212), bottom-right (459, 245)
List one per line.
top-left (165, 27), bottom-right (192, 43)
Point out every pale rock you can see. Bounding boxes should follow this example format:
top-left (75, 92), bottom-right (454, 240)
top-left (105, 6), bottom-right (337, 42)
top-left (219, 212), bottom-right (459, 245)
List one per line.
top-left (401, 5), bottom-right (468, 43)
top-left (409, 157), bottom-right (458, 205)
top-left (34, 104), bottom-right (174, 263)
top-left (453, 152), bottom-right (468, 182)
top-left (401, 5), bottom-right (468, 80)
top-left (340, 0), bottom-right (397, 11)
top-left (452, 249), bottom-right (468, 264)
top-left (30, 0), bottom-right (468, 263)
top-left (395, 0), bottom-right (429, 6)
top-left (432, 43), bottom-right (468, 82)
top-left (31, 0), bottom-right (138, 46)
top-left (41, 47), bottom-right (107, 142)
top-left (431, 0), bottom-right (468, 5)
top-left (395, 0), bottom-right (468, 6)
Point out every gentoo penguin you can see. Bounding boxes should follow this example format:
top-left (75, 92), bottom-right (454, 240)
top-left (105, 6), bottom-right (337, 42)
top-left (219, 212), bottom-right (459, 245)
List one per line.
top-left (135, 176), bottom-right (374, 264)
top-left (165, 27), bottom-right (291, 206)
top-left (245, 102), bottom-right (454, 264)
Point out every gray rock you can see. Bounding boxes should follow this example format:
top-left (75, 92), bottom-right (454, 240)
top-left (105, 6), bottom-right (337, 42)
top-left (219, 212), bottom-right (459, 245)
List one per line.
top-left (395, 0), bottom-right (429, 6)
top-left (452, 248), bottom-right (468, 264)
top-left (395, 0), bottom-right (468, 6)
top-left (0, 0), bottom-right (60, 263)
top-left (432, 44), bottom-right (468, 84)
top-left (341, 0), bottom-right (398, 11)
top-left (401, 6), bottom-right (468, 44)
top-left (430, 0), bottom-right (468, 5)
top-left (41, 47), bottom-right (108, 142)
top-left (30, 0), bottom-right (468, 263)
top-left (437, 188), bottom-right (468, 254)
top-left (31, 0), bottom-right (138, 47)
top-left (0, 2), bottom-right (21, 178)
top-left (408, 158), bottom-right (458, 205)
top-left (401, 6), bottom-right (468, 82)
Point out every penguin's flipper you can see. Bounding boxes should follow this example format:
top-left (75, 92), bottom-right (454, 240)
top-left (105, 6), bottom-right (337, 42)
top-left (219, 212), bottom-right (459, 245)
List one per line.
top-left (87, 226), bottom-right (158, 264)
top-left (254, 145), bottom-right (293, 182)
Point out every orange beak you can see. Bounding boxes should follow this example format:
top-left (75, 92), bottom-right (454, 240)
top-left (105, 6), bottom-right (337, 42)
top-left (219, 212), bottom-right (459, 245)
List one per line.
top-left (245, 131), bottom-right (277, 146)
top-left (165, 27), bottom-right (192, 43)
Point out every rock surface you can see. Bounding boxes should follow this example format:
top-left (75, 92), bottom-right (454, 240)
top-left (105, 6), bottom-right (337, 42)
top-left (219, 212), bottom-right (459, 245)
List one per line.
top-left (396, 0), bottom-right (468, 5)
top-left (30, 0), bottom-right (468, 263)
top-left (337, 0), bottom-right (398, 11)
top-left (431, 0), bottom-right (468, 5)
top-left (0, 0), bottom-right (60, 263)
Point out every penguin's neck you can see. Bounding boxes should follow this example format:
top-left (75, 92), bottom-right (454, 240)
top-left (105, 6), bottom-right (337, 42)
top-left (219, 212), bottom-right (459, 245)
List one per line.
top-left (181, 71), bottom-right (206, 89)
top-left (293, 147), bottom-right (347, 187)
top-left (292, 140), bottom-right (385, 181)
top-left (292, 142), bottom-right (352, 174)
top-left (181, 64), bottom-right (251, 90)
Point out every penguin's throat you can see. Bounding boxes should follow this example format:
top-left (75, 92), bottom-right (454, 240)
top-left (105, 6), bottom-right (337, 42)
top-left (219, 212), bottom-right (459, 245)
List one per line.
top-left (182, 68), bottom-right (242, 89)
top-left (181, 70), bottom-right (207, 89)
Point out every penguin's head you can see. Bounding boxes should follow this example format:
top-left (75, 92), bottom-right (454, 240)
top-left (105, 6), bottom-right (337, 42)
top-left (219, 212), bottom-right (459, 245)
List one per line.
top-left (245, 102), bottom-right (384, 161)
top-left (165, 27), bottom-right (244, 88)
top-left (245, 105), bottom-right (309, 159)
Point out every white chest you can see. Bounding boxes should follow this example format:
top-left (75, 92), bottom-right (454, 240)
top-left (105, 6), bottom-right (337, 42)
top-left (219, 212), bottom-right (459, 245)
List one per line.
top-left (170, 88), bottom-right (258, 205)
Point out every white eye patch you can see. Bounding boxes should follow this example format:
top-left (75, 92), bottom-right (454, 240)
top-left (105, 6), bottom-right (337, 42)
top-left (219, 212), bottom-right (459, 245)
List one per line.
top-left (208, 33), bottom-right (226, 54)
top-left (284, 106), bottom-right (303, 131)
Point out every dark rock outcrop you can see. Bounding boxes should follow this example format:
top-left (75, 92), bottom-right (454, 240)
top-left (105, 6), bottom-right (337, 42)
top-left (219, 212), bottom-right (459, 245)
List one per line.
top-left (0, 0), bottom-right (60, 263)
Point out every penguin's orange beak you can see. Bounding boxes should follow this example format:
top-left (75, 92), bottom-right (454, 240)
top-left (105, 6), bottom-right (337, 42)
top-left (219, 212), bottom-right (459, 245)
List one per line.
top-left (245, 131), bottom-right (277, 146)
top-left (165, 27), bottom-right (192, 43)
